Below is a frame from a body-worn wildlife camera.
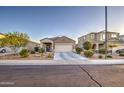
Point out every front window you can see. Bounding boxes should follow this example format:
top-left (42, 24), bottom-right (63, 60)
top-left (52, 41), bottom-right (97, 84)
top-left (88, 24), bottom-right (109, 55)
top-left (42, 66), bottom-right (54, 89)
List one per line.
top-left (91, 34), bottom-right (94, 39)
top-left (100, 33), bottom-right (105, 41)
top-left (111, 34), bottom-right (117, 38)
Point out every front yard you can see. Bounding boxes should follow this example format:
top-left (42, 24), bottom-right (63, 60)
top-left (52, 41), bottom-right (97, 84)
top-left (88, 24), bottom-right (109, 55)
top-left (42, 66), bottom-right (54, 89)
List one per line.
top-left (89, 53), bottom-right (124, 59)
top-left (0, 52), bottom-right (53, 60)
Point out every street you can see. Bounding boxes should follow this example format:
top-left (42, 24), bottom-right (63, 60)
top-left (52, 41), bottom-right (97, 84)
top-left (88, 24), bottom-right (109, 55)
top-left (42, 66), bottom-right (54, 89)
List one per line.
top-left (0, 65), bottom-right (124, 87)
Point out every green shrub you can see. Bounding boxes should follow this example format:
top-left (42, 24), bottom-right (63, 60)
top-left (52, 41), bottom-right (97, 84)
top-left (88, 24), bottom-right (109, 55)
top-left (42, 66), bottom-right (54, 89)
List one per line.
top-left (75, 47), bottom-right (82, 54)
top-left (39, 48), bottom-right (45, 53)
top-left (119, 52), bottom-right (124, 56)
top-left (30, 51), bottom-right (35, 54)
top-left (98, 55), bottom-right (103, 59)
top-left (83, 41), bottom-right (92, 50)
top-left (84, 50), bottom-right (94, 58)
top-left (107, 55), bottom-right (112, 58)
top-left (47, 53), bottom-right (53, 58)
top-left (99, 48), bottom-right (106, 54)
top-left (19, 49), bottom-right (29, 58)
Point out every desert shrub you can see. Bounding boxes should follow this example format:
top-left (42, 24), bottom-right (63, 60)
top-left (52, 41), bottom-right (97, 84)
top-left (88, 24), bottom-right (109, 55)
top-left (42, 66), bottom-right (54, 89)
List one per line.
top-left (84, 50), bottom-right (94, 58)
top-left (107, 55), bottom-right (112, 58)
top-left (98, 55), bottom-right (103, 59)
top-left (47, 53), bottom-right (53, 58)
top-left (99, 48), bottom-right (106, 54)
top-left (19, 49), bottom-right (29, 58)
top-left (83, 41), bottom-right (92, 50)
top-left (75, 47), bottom-right (82, 54)
top-left (119, 52), bottom-right (124, 56)
top-left (30, 51), bottom-right (35, 54)
top-left (39, 48), bottom-right (45, 53)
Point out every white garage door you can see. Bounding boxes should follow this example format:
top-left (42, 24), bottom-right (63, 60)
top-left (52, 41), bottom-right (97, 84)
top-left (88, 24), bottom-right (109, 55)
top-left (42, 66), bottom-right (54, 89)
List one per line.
top-left (55, 44), bottom-right (73, 52)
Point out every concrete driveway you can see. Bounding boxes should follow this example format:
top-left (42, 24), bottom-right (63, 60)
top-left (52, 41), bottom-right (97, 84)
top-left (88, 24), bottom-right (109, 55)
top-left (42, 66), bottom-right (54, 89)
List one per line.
top-left (54, 52), bottom-right (88, 61)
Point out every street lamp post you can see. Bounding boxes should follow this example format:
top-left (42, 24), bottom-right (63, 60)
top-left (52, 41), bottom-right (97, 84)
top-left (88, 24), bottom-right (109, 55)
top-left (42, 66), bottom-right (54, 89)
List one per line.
top-left (105, 6), bottom-right (108, 59)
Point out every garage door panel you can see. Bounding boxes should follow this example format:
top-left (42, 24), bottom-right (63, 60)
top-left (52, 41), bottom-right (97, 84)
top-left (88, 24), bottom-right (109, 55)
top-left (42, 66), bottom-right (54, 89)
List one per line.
top-left (55, 44), bottom-right (73, 52)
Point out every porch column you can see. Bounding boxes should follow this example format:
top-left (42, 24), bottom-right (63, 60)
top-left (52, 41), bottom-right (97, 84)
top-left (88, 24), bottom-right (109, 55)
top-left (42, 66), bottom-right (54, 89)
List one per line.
top-left (96, 43), bottom-right (99, 51)
top-left (51, 43), bottom-right (54, 52)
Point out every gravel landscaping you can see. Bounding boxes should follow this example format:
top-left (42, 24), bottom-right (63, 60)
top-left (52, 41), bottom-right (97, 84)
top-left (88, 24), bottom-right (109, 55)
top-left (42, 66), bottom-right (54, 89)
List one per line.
top-left (0, 52), bottom-right (53, 60)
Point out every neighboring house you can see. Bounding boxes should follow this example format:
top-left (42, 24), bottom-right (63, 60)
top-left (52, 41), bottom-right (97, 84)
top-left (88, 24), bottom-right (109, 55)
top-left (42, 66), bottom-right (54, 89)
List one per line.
top-left (26, 40), bottom-right (40, 51)
top-left (119, 35), bottom-right (124, 42)
top-left (0, 33), bottom-right (40, 51)
top-left (40, 36), bottom-right (75, 52)
top-left (78, 30), bottom-right (120, 50)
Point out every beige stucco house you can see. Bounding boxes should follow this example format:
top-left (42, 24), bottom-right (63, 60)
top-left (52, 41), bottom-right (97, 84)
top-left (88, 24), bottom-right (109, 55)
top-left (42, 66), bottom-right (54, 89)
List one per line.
top-left (78, 30), bottom-right (120, 50)
top-left (40, 36), bottom-right (75, 52)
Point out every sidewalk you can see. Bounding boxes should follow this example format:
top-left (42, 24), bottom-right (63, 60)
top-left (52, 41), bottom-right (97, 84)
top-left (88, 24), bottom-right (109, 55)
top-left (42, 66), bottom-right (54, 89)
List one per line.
top-left (0, 60), bottom-right (124, 65)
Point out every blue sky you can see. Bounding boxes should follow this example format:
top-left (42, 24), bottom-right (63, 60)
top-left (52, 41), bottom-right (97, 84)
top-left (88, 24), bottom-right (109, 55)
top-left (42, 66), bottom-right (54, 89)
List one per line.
top-left (0, 6), bottom-right (124, 42)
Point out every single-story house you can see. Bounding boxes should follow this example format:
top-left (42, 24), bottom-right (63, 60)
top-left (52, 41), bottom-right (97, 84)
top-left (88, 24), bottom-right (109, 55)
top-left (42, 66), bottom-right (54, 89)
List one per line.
top-left (40, 36), bottom-right (75, 52)
top-left (0, 33), bottom-right (40, 52)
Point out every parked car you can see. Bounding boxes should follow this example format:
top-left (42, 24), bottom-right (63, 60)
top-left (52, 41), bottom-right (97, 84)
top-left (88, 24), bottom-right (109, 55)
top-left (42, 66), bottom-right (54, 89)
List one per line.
top-left (116, 49), bottom-right (124, 54)
top-left (0, 47), bottom-right (13, 53)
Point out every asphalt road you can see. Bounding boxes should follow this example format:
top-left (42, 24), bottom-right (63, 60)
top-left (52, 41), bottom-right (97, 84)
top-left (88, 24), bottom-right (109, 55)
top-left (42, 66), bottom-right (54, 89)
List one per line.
top-left (54, 52), bottom-right (88, 61)
top-left (0, 65), bottom-right (124, 87)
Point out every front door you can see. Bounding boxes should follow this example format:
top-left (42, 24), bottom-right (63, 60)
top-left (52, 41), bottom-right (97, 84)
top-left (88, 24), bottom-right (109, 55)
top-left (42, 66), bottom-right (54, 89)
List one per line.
top-left (46, 44), bottom-right (51, 52)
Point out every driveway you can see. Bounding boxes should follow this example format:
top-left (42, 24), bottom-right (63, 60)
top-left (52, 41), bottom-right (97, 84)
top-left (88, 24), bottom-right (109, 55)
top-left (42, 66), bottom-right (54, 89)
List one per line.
top-left (54, 52), bottom-right (88, 61)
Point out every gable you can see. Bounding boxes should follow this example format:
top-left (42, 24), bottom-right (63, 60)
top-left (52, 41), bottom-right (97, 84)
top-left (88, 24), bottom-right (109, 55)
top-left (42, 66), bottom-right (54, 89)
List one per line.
top-left (54, 36), bottom-right (75, 43)
top-left (40, 38), bottom-right (53, 43)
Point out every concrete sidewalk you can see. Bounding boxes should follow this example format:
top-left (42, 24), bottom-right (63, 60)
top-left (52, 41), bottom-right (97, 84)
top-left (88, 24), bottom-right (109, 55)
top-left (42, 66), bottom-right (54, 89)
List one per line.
top-left (0, 60), bottom-right (124, 65)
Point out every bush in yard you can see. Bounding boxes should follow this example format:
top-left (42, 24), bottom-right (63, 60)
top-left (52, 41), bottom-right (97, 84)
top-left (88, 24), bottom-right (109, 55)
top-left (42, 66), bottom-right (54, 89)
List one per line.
top-left (39, 48), bottom-right (45, 53)
top-left (99, 48), bottom-right (106, 54)
top-left (84, 50), bottom-right (94, 58)
top-left (107, 55), bottom-right (112, 58)
top-left (119, 52), bottom-right (124, 56)
top-left (47, 53), bottom-right (53, 58)
top-left (75, 47), bottom-right (82, 54)
top-left (83, 41), bottom-right (92, 50)
top-left (19, 49), bottom-right (29, 58)
top-left (98, 55), bottom-right (103, 59)
top-left (30, 51), bottom-right (35, 54)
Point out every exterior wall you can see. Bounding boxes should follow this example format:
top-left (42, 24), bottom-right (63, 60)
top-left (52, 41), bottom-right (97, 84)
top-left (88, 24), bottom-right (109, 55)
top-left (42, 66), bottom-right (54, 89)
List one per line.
top-left (78, 33), bottom-right (97, 48)
top-left (97, 31), bottom-right (119, 42)
top-left (26, 41), bottom-right (40, 51)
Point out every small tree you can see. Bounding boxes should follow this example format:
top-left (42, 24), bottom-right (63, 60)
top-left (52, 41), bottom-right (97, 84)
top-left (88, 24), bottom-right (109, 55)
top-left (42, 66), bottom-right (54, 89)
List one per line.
top-left (83, 41), bottom-right (94, 58)
top-left (19, 49), bottom-right (29, 58)
top-left (83, 41), bottom-right (92, 50)
top-left (75, 47), bottom-right (82, 54)
top-left (0, 32), bottom-right (29, 54)
top-left (39, 48), bottom-right (45, 56)
top-left (84, 50), bottom-right (94, 58)
top-left (39, 48), bottom-right (45, 53)
top-left (109, 44), bottom-right (117, 55)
